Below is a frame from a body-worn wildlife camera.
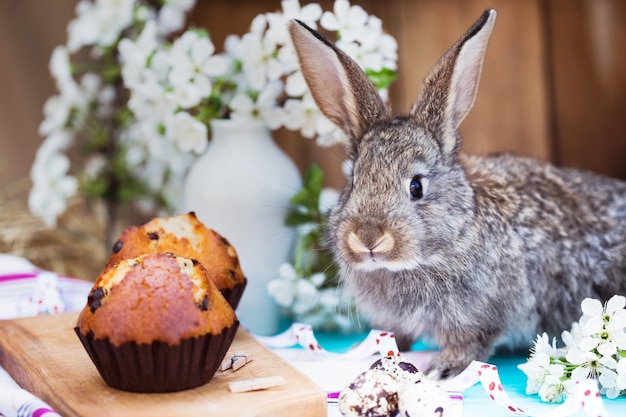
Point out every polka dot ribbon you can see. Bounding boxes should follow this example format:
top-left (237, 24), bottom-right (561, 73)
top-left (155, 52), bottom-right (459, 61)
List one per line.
top-left (258, 323), bottom-right (608, 417)
top-left (256, 322), bottom-right (400, 359)
top-left (440, 361), bottom-right (608, 417)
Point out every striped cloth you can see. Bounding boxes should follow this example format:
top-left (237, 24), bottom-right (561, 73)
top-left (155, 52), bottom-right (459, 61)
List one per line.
top-left (0, 254), bottom-right (93, 320)
top-left (0, 254), bottom-right (93, 417)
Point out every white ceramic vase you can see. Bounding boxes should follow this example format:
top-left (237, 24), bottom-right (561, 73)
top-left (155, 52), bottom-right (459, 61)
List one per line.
top-left (183, 119), bottom-right (302, 336)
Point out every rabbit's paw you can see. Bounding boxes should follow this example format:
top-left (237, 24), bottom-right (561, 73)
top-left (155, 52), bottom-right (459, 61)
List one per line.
top-left (425, 356), bottom-right (471, 381)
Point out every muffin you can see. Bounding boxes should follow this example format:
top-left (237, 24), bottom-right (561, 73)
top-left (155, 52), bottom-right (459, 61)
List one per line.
top-left (106, 212), bottom-right (246, 309)
top-left (75, 252), bottom-right (239, 393)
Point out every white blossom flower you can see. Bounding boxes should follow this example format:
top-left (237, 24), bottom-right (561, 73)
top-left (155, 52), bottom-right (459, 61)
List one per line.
top-left (49, 46), bottom-right (77, 97)
top-left (537, 362), bottom-right (568, 403)
top-left (276, 41), bottom-right (301, 78)
top-left (342, 159), bottom-right (354, 178)
top-left (283, 92), bottom-right (346, 147)
top-left (28, 149), bottom-right (78, 227)
top-left (518, 351), bottom-right (550, 395)
top-left (283, 94), bottom-right (320, 139)
top-left (96, 84), bottom-right (116, 119)
top-left (79, 72), bottom-right (104, 102)
top-left (229, 81), bottom-right (285, 129)
top-left (83, 154), bottom-right (108, 178)
top-left (572, 350), bottom-right (617, 383)
top-left (238, 15), bottom-right (285, 91)
top-left (127, 72), bottom-right (175, 120)
top-left (157, 0), bottom-right (196, 35)
top-left (44, 47), bottom-right (107, 136)
top-left (39, 96), bottom-right (71, 137)
top-left (285, 69), bottom-right (307, 97)
top-left (520, 295), bottom-right (626, 402)
top-left (616, 358), bottom-right (626, 391)
top-left (534, 332), bottom-right (564, 358)
top-left (561, 322), bottom-right (583, 350)
top-left (518, 334), bottom-right (562, 395)
top-left (598, 367), bottom-right (621, 399)
top-left (319, 188), bottom-right (340, 213)
top-left (118, 20), bottom-right (160, 89)
top-left (166, 111), bottom-right (208, 154)
top-left (338, 36), bottom-right (387, 73)
top-left (67, 0), bottom-right (135, 52)
top-left (47, 52), bottom-right (95, 130)
top-left (134, 4), bottom-right (155, 22)
top-left (168, 31), bottom-right (228, 108)
top-left (31, 0), bottom-right (397, 236)
top-left (314, 116), bottom-right (348, 147)
top-left (309, 272), bottom-right (326, 288)
top-left (172, 83), bottom-right (205, 110)
top-left (297, 286), bottom-right (357, 331)
top-left (122, 119), bottom-right (190, 205)
top-left (265, 0), bottom-right (322, 46)
top-left (578, 296), bottom-right (626, 357)
top-left (267, 263), bottom-right (319, 315)
top-left (320, 0), bottom-right (369, 43)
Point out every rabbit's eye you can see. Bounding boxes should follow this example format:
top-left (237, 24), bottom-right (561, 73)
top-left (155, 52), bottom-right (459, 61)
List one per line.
top-left (410, 176), bottom-right (424, 200)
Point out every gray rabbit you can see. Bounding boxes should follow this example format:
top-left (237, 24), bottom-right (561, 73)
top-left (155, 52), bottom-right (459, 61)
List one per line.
top-left (288, 9), bottom-right (626, 379)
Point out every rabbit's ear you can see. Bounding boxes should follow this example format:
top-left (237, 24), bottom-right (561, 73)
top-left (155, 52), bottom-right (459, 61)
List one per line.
top-left (410, 9), bottom-right (496, 161)
top-left (289, 20), bottom-right (387, 156)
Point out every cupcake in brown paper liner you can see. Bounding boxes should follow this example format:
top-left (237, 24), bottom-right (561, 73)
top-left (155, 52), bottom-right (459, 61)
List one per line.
top-left (105, 212), bottom-right (246, 309)
top-left (75, 252), bottom-right (239, 393)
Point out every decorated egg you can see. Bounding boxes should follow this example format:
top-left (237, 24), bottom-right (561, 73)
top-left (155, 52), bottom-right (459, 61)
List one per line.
top-left (370, 356), bottom-right (424, 386)
top-left (398, 378), bottom-right (450, 417)
top-left (338, 369), bottom-right (399, 417)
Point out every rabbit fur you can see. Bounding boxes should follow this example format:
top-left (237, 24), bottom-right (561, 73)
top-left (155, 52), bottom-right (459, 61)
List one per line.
top-left (288, 9), bottom-right (626, 379)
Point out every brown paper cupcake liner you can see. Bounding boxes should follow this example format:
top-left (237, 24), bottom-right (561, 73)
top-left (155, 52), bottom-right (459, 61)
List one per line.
top-left (75, 321), bottom-right (239, 393)
top-left (220, 278), bottom-right (247, 310)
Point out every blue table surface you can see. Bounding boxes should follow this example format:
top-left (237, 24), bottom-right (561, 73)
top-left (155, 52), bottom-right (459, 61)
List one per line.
top-left (308, 331), bottom-right (626, 417)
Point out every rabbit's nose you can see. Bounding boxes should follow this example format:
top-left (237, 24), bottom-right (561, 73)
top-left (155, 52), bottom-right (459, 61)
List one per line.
top-left (347, 230), bottom-right (395, 255)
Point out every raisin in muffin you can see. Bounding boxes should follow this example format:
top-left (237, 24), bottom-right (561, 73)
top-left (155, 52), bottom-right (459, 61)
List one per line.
top-left (75, 252), bottom-right (239, 392)
top-left (106, 212), bottom-right (246, 309)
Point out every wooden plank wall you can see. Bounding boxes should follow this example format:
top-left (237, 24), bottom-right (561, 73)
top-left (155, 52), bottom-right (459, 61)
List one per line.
top-left (1, 0), bottom-right (625, 197)
top-left (190, 0), bottom-right (626, 190)
top-left (547, 0), bottom-right (626, 179)
top-left (0, 1), bottom-right (77, 196)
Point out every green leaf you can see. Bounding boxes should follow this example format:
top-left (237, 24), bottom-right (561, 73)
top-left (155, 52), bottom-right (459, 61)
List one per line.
top-left (157, 123), bottom-right (166, 136)
top-left (284, 163), bottom-right (340, 293)
top-left (304, 164), bottom-right (324, 194)
top-left (101, 64), bottom-right (122, 84)
top-left (289, 188), bottom-right (313, 209)
top-left (289, 164), bottom-right (324, 210)
top-left (285, 211), bottom-right (314, 226)
top-left (81, 177), bottom-right (108, 199)
top-left (115, 107), bottom-right (134, 128)
top-left (300, 232), bottom-right (318, 251)
top-left (365, 67), bottom-right (398, 90)
top-left (189, 27), bottom-right (210, 38)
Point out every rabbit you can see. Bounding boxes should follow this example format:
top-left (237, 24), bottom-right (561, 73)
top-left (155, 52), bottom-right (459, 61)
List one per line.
top-left (288, 9), bottom-right (626, 379)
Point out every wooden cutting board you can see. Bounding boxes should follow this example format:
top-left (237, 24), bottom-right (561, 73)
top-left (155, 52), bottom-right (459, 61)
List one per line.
top-left (0, 313), bottom-right (327, 417)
